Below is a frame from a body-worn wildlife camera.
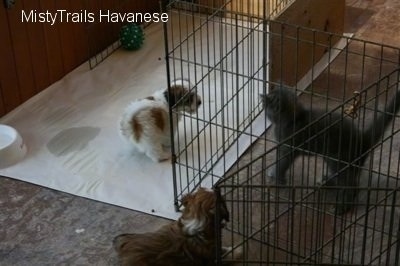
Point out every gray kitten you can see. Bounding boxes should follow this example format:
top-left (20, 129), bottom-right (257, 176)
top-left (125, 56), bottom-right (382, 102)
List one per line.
top-left (262, 85), bottom-right (400, 214)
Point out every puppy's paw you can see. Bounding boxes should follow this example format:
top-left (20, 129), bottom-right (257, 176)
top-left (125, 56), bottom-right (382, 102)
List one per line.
top-left (158, 151), bottom-right (172, 162)
top-left (150, 156), bottom-right (170, 163)
top-left (147, 150), bottom-right (171, 163)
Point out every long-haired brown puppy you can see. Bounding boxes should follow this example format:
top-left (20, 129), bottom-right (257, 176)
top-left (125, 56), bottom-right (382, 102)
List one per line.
top-left (113, 187), bottom-right (241, 266)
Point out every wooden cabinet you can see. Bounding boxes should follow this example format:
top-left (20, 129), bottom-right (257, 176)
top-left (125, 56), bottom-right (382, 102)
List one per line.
top-left (270, 0), bottom-right (345, 86)
top-left (0, 0), bottom-right (159, 117)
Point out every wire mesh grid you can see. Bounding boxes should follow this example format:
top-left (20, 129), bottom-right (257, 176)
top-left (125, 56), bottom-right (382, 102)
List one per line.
top-left (215, 68), bottom-right (400, 265)
top-left (85, 1), bottom-right (126, 69)
top-left (164, 0), bottom-right (295, 209)
top-left (164, 1), bottom-right (400, 264)
top-left (86, 1), bottom-right (154, 69)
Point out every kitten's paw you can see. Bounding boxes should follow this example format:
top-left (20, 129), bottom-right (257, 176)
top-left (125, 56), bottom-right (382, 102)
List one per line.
top-left (318, 175), bottom-right (328, 185)
top-left (267, 167), bottom-right (275, 178)
top-left (333, 188), bottom-right (357, 215)
top-left (333, 205), bottom-right (348, 216)
top-left (333, 202), bottom-right (354, 216)
top-left (232, 246), bottom-right (243, 260)
top-left (221, 245), bottom-right (243, 260)
top-left (267, 169), bottom-right (286, 184)
top-left (267, 166), bottom-right (280, 182)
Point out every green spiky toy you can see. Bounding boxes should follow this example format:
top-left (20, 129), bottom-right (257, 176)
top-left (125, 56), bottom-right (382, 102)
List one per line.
top-left (120, 24), bottom-right (144, 50)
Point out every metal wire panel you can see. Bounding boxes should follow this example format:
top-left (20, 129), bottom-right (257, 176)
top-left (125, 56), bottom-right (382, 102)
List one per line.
top-left (164, 0), bottom-right (400, 264)
top-left (164, 0), bottom-right (274, 209)
top-left (87, 1), bottom-right (158, 69)
top-left (215, 68), bottom-right (400, 265)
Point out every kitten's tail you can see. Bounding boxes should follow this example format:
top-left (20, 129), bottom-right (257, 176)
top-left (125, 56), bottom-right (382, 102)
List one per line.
top-left (363, 87), bottom-right (400, 152)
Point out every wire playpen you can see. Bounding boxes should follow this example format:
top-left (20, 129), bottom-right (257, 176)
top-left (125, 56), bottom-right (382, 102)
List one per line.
top-left (164, 0), bottom-right (400, 265)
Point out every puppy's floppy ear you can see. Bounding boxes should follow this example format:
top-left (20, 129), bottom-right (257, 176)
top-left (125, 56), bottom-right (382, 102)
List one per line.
top-left (214, 189), bottom-right (230, 221)
top-left (181, 193), bottom-right (194, 207)
top-left (163, 89), bottom-right (170, 105)
top-left (164, 85), bottom-right (185, 107)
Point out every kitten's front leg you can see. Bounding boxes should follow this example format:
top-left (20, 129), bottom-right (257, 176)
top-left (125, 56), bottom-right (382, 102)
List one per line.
top-left (332, 167), bottom-right (359, 215)
top-left (268, 145), bottom-right (294, 184)
top-left (267, 165), bottom-right (276, 180)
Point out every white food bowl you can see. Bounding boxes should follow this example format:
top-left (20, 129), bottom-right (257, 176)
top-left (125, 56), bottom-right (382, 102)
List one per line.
top-left (0, 124), bottom-right (27, 169)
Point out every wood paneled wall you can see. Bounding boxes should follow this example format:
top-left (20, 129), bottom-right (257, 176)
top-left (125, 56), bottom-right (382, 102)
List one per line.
top-left (270, 0), bottom-right (345, 86)
top-left (226, 0), bottom-right (292, 19)
top-left (0, 0), bottom-right (159, 117)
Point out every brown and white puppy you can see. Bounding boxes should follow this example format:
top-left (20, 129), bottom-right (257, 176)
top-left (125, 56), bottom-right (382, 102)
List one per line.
top-left (113, 187), bottom-right (242, 266)
top-left (120, 79), bottom-right (201, 162)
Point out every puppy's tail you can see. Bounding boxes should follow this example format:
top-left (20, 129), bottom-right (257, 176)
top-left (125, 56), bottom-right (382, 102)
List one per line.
top-left (113, 233), bottom-right (136, 252)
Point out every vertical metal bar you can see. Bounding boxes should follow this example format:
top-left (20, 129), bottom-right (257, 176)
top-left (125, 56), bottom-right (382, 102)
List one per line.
top-left (161, 0), bottom-right (179, 211)
top-left (393, 152), bottom-right (400, 266)
top-left (219, 2), bottom-right (225, 172)
top-left (384, 69), bottom-right (400, 265)
top-left (214, 186), bottom-right (223, 265)
top-left (189, 6), bottom-right (196, 189)
top-left (182, 6), bottom-right (190, 192)
top-left (206, 3), bottom-right (213, 179)
top-left (233, 13), bottom-right (239, 174)
top-left (260, 2), bottom-right (268, 264)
